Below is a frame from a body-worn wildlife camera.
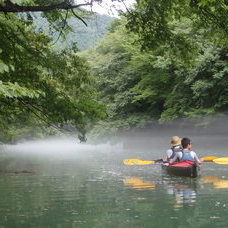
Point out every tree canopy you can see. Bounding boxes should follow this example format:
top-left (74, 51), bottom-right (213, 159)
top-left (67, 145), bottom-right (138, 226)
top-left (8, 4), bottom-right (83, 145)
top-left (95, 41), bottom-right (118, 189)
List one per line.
top-left (125, 0), bottom-right (228, 51)
top-left (0, 11), bottom-right (105, 142)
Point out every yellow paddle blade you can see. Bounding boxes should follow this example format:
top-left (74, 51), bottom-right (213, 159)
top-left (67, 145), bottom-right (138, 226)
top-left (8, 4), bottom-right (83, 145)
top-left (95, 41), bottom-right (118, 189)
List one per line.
top-left (123, 159), bottom-right (155, 166)
top-left (213, 157), bottom-right (228, 164)
top-left (201, 156), bottom-right (219, 162)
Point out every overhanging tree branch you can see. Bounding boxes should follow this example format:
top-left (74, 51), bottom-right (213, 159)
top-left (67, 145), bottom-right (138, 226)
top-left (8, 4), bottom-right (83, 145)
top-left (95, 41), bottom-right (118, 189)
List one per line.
top-left (71, 8), bottom-right (87, 26)
top-left (0, 0), bottom-right (92, 13)
top-left (52, 9), bottom-right (69, 45)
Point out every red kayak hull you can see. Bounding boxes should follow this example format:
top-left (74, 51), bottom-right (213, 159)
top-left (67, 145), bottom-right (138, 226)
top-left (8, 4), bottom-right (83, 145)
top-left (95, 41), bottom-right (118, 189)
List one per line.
top-left (162, 160), bottom-right (199, 178)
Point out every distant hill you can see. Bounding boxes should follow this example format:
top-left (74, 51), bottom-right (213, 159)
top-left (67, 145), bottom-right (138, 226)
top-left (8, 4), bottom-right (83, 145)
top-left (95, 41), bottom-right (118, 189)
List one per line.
top-left (34, 13), bottom-right (115, 51)
top-left (66, 14), bottom-right (114, 51)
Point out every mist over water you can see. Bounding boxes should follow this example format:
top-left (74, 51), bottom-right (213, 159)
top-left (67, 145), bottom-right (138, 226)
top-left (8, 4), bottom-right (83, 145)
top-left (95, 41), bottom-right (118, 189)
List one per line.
top-left (3, 115), bottom-right (228, 155)
top-left (4, 137), bottom-right (123, 157)
top-left (1, 116), bottom-right (228, 181)
top-left (2, 116), bottom-right (228, 175)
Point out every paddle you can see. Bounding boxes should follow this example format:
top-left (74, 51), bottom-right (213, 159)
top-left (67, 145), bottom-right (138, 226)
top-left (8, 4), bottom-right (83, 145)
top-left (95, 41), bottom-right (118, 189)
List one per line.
top-left (200, 156), bottom-right (218, 162)
top-left (123, 156), bottom-right (221, 166)
top-left (213, 157), bottom-right (228, 164)
top-left (123, 158), bottom-right (163, 166)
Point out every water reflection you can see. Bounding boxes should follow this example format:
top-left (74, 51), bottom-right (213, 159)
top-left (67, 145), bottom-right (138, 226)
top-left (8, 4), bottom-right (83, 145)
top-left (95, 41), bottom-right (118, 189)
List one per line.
top-left (123, 177), bottom-right (155, 190)
top-left (201, 176), bottom-right (228, 189)
top-left (173, 184), bottom-right (196, 208)
top-left (164, 180), bottom-right (197, 208)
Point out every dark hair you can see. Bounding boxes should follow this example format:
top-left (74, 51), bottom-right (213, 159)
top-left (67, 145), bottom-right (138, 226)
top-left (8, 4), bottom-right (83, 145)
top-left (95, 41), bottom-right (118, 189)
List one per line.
top-left (181, 137), bottom-right (191, 149)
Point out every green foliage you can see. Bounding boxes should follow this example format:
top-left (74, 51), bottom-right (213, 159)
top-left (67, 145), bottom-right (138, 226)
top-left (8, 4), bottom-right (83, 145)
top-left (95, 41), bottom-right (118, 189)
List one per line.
top-left (0, 81), bottom-right (44, 98)
top-left (1, 0), bottom-right (227, 140)
top-left (160, 47), bottom-right (228, 121)
top-left (82, 15), bottom-right (228, 136)
top-left (0, 12), bottom-right (105, 142)
top-left (124, 0), bottom-right (228, 52)
top-left (82, 19), bottom-right (170, 135)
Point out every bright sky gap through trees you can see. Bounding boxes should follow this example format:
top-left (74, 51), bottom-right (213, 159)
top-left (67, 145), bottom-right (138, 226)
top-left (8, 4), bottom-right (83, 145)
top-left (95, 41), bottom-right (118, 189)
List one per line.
top-left (75, 0), bottom-right (135, 16)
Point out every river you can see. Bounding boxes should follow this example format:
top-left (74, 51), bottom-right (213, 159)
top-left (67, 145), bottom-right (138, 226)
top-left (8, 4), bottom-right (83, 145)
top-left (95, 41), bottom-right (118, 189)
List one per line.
top-left (0, 129), bottom-right (228, 227)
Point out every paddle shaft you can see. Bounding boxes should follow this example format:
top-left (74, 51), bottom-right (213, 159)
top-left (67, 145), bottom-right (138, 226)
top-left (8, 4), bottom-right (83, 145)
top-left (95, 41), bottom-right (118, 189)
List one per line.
top-left (124, 156), bottom-right (226, 166)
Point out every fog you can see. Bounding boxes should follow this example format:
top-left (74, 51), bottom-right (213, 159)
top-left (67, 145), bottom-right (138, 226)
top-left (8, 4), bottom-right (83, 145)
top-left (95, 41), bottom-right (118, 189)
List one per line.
top-left (2, 116), bottom-right (228, 161)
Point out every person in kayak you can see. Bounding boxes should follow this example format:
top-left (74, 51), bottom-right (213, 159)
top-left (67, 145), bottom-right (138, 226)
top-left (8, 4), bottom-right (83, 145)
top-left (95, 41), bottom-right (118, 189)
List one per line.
top-left (169, 137), bottom-right (201, 165)
top-left (164, 136), bottom-right (182, 162)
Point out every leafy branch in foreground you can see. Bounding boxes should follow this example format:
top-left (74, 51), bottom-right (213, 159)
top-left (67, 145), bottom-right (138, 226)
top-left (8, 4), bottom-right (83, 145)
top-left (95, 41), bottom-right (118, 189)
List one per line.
top-left (0, 12), bottom-right (105, 142)
top-left (0, 0), bottom-right (92, 13)
top-left (0, 81), bottom-right (45, 98)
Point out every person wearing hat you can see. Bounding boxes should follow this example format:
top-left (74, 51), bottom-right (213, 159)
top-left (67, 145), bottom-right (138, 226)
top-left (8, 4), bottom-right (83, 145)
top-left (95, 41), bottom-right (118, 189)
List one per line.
top-left (164, 136), bottom-right (182, 162)
top-left (169, 137), bottom-right (201, 165)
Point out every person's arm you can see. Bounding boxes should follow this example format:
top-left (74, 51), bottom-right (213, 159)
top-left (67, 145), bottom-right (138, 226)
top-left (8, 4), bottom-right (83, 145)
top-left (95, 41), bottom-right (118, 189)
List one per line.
top-left (192, 152), bottom-right (201, 165)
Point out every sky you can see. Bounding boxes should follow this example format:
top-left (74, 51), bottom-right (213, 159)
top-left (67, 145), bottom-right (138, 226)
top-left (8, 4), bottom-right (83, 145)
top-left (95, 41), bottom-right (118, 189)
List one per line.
top-left (76, 0), bottom-right (135, 17)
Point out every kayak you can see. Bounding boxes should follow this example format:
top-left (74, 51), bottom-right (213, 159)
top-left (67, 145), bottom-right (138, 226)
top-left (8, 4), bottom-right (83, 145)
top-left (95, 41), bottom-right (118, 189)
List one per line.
top-left (161, 160), bottom-right (200, 178)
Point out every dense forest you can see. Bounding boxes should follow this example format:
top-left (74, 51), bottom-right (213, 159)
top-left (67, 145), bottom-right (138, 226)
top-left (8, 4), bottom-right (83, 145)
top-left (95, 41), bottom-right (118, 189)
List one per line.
top-left (0, 0), bottom-right (228, 142)
top-left (82, 1), bottom-right (228, 137)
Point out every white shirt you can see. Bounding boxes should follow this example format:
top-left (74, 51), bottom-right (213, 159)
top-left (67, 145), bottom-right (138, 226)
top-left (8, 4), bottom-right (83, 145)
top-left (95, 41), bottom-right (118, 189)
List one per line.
top-left (166, 149), bottom-right (173, 159)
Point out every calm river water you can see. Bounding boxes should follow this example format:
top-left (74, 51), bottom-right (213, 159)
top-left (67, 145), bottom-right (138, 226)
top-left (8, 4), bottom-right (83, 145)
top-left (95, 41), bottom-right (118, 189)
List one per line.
top-left (1, 131), bottom-right (228, 227)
